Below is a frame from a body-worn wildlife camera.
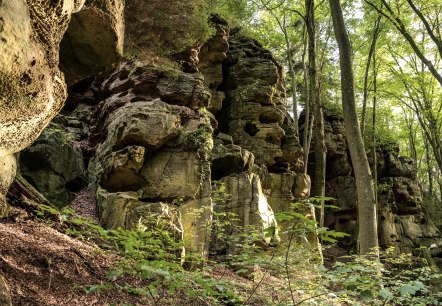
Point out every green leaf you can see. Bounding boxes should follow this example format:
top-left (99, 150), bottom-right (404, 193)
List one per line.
top-left (379, 288), bottom-right (393, 299)
top-left (360, 289), bottom-right (374, 301)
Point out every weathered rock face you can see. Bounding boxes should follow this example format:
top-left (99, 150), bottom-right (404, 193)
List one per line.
top-left (18, 122), bottom-right (86, 207)
top-left (211, 172), bottom-right (279, 254)
top-left (0, 0), bottom-right (123, 215)
top-left (0, 0), bottom-right (82, 214)
top-left (15, 15), bottom-right (306, 260)
top-left (211, 141), bottom-right (254, 180)
top-left (85, 61), bottom-right (214, 257)
top-left (210, 31), bottom-right (307, 234)
top-left (218, 33), bottom-right (303, 169)
top-left (198, 15), bottom-right (229, 113)
top-left (308, 112), bottom-right (442, 255)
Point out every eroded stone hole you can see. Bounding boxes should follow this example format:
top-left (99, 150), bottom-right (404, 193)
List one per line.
top-left (244, 122), bottom-right (259, 136)
top-left (259, 112), bottom-right (279, 124)
top-left (20, 73), bottom-right (32, 85)
top-left (65, 177), bottom-right (86, 192)
top-left (119, 69), bottom-right (130, 80)
top-left (59, 7), bottom-right (122, 85)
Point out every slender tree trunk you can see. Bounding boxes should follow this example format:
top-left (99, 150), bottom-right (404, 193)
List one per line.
top-left (424, 135), bottom-right (434, 197)
top-left (408, 119), bottom-right (417, 165)
top-left (285, 32), bottom-right (299, 132)
top-left (329, 0), bottom-right (379, 255)
top-left (306, 0), bottom-right (326, 229)
top-left (302, 27), bottom-right (312, 174)
top-left (361, 12), bottom-right (382, 136)
top-left (372, 43), bottom-right (378, 204)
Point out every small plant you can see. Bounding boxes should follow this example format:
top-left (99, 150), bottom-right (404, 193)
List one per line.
top-left (323, 247), bottom-right (442, 305)
top-left (34, 202), bottom-right (243, 305)
top-left (32, 193), bottom-right (442, 305)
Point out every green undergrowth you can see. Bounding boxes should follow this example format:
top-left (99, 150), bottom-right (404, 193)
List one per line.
top-left (30, 199), bottom-right (442, 305)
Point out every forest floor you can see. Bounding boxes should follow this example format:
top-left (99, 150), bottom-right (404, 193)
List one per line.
top-left (0, 205), bottom-right (310, 306)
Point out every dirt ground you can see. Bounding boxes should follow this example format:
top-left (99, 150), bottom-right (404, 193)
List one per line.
top-left (0, 206), bottom-right (294, 306)
top-left (0, 212), bottom-right (155, 305)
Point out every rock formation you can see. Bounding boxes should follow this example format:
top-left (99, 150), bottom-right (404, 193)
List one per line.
top-left (214, 29), bottom-right (307, 222)
top-left (302, 112), bottom-right (442, 259)
top-left (14, 16), bottom-right (308, 260)
top-left (0, 0), bottom-right (123, 216)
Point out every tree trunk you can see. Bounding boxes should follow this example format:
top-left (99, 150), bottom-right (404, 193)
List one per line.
top-left (306, 0), bottom-right (326, 229)
top-left (7, 173), bottom-right (50, 206)
top-left (424, 135), bottom-right (434, 197)
top-left (285, 32), bottom-right (299, 133)
top-left (302, 27), bottom-right (312, 175)
top-left (361, 12), bottom-right (382, 136)
top-left (329, 0), bottom-right (379, 255)
top-left (372, 43), bottom-right (378, 204)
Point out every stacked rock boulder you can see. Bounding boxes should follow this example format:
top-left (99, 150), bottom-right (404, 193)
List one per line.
top-left (212, 29), bottom-right (309, 235)
top-left (88, 61), bottom-right (215, 257)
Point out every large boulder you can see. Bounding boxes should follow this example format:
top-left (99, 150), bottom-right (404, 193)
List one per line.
top-left (87, 62), bottom-right (214, 258)
top-left (0, 0), bottom-right (83, 213)
top-left (0, 0), bottom-right (122, 215)
top-left (19, 123), bottom-right (86, 207)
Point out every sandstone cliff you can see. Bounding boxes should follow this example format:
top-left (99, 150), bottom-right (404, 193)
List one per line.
top-left (10, 15), bottom-right (308, 262)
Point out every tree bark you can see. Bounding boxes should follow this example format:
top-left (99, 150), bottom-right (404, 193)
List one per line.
top-left (306, 0), bottom-right (326, 229)
top-left (302, 27), bottom-right (312, 174)
top-left (361, 12), bottom-right (382, 136)
top-left (329, 0), bottom-right (379, 255)
top-left (372, 42), bottom-right (378, 204)
top-left (7, 173), bottom-right (50, 206)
